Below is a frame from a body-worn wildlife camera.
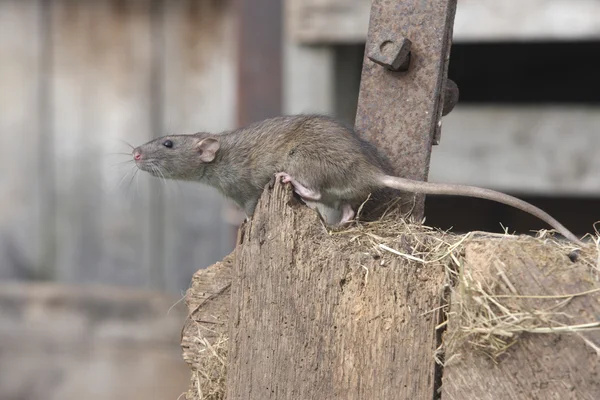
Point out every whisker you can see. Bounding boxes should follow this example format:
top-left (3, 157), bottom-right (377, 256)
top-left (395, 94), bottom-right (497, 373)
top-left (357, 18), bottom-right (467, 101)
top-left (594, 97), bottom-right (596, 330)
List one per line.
top-left (115, 165), bottom-right (136, 192)
top-left (154, 164), bottom-right (178, 197)
top-left (155, 165), bottom-right (168, 184)
top-left (134, 168), bottom-right (141, 195)
top-left (128, 168), bottom-right (139, 191)
top-left (153, 165), bottom-right (175, 197)
top-left (150, 165), bottom-right (163, 185)
top-left (111, 159), bottom-right (135, 168)
top-left (119, 139), bottom-right (135, 150)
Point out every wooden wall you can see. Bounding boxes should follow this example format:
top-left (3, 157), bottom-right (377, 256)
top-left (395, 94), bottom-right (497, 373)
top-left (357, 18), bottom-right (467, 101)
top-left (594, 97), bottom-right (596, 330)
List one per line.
top-left (286, 0), bottom-right (600, 44)
top-left (0, 0), bottom-right (236, 293)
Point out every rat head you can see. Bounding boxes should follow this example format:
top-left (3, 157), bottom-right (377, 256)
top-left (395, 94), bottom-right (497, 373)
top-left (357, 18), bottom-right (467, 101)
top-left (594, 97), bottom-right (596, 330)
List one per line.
top-left (132, 134), bottom-right (220, 181)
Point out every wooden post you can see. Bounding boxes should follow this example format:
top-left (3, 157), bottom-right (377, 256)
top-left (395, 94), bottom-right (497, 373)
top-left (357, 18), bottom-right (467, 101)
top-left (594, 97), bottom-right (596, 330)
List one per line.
top-left (226, 183), bottom-right (446, 399)
top-left (236, 0), bottom-right (282, 125)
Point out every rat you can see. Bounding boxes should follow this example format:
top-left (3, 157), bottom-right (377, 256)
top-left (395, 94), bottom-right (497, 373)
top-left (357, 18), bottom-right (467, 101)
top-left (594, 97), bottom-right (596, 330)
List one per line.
top-left (131, 114), bottom-right (583, 246)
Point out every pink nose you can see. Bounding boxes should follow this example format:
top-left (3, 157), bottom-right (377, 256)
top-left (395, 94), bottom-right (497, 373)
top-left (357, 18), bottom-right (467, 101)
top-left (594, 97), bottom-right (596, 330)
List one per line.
top-left (133, 151), bottom-right (142, 161)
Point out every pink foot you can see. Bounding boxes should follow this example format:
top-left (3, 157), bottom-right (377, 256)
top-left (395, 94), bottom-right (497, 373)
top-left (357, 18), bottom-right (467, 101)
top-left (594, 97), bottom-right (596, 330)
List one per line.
top-left (275, 172), bottom-right (292, 184)
top-left (274, 172), bottom-right (321, 201)
top-left (338, 204), bottom-right (355, 224)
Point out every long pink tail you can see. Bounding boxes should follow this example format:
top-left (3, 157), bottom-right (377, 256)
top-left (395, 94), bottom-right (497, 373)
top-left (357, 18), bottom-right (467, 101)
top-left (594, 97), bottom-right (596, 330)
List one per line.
top-left (379, 175), bottom-right (583, 245)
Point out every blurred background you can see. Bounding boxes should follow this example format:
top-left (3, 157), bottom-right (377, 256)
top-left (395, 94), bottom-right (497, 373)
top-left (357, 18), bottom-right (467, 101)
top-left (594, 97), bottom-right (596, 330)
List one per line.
top-left (0, 0), bottom-right (598, 399)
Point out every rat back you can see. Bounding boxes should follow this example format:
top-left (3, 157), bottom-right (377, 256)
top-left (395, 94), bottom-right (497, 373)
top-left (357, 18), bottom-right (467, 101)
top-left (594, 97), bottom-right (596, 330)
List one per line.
top-left (271, 115), bottom-right (389, 206)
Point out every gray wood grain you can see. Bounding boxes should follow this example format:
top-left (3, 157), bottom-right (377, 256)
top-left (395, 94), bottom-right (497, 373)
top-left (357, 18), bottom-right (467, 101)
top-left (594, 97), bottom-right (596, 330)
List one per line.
top-left (0, 0), bottom-right (237, 292)
top-left (442, 240), bottom-right (600, 400)
top-left (0, 0), bottom-right (44, 280)
top-left (49, 0), bottom-right (155, 286)
top-left (430, 106), bottom-right (600, 196)
top-left (227, 182), bottom-right (446, 399)
top-left (160, 0), bottom-right (235, 294)
top-left (287, 0), bottom-right (600, 44)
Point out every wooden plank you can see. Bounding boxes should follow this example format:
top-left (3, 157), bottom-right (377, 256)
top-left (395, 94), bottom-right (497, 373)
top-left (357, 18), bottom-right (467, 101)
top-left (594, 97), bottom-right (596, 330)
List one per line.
top-left (236, 0), bottom-right (283, 125)
top-left (49, 0), bottom-right (155, 286)
top-left (286, 0), bottom-right (370, 44)
top-left (429, 106), bottom-right (600, 196)
top-left (0, 282), bottom-right (189, 400)
top-left (287, 0), bottom-right (600, 44)
top-left (226, 182), bottom-right (446, 399)
top-left (0, 0), bottom-right (44, 280)
top-left (442, 240), bottom-right (600, 399)
top-left (283, 42), bottom-right (335, 115)
top-left (283, 0), bottom-right (338, 117)
top-left (160, 0), bottom-right (236, 293)
top-left (454, 0), bottom-right (600, 42)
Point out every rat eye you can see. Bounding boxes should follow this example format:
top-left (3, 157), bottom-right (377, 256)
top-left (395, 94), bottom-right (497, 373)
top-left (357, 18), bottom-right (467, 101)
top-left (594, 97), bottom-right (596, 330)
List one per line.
top-left (163, 140), bottom-right (173, 148)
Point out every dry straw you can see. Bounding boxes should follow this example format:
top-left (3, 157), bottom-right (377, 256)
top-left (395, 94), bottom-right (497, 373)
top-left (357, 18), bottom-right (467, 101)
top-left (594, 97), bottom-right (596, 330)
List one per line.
top-left (191, 322), bottom-right (228, 400)
top-left (327, 211), bottom-right (600, 361)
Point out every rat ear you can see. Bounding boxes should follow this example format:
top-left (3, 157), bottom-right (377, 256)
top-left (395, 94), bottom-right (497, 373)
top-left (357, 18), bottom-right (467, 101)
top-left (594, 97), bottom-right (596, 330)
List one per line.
top-left (196, 137), bottom-right (220, 162)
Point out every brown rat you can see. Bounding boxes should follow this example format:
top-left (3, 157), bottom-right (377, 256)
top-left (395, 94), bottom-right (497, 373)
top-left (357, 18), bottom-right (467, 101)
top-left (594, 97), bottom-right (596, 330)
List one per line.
top-left (132, 114), bottom-right (583, 245)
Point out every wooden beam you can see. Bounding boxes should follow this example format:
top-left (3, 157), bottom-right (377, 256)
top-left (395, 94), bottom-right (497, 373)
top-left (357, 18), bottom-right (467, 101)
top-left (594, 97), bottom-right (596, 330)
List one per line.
top-left (236, 0), bottom-right (283, 125)
top-left (287, 0), bottom-right (600, 44)
top-left (429, 106), bottom-right (600, 196)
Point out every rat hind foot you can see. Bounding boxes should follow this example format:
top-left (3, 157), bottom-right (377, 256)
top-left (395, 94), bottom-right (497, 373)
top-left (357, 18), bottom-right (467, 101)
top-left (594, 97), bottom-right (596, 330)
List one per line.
top-left (274, 172), bottom-right (292, 184)
top-left (275, 172), bottom-right (321, 201)
top-left (338, 204), bottom-right (355, 224)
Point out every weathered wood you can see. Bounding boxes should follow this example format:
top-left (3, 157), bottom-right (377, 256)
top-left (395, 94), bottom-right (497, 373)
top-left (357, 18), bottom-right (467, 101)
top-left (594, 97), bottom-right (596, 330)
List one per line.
top-left (181, 253), bottom-right (234, 400)
top-left (0, 282), bottom-right (189, 400)
top-left (161, 0), bottom-right (235, 293)
top-left (430, 106), bottom-right (600, 196)
top-left (283, 43), bottom-right (335, 115)
top-left (49, 0), bottom-right (155, 285)
top-left (287, 0), bottom-right (600, 44)
top-left (226, 182), bottom-right (446, 399)
top-left (181, 183), bottom-right (599, 398)
top-left (442, 240), bottom-right (600, 400)
top-left (0, 0), bottom-right (237, 292)
top-left (236, 0), bottom-right (283, 125)
top-left (286, 0), bottom-right (370, 44)
top-left (0, 0), bottom-right (43, 279)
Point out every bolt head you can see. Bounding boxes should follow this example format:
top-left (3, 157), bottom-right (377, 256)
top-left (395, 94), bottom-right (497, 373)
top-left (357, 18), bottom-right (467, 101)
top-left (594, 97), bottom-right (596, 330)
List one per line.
top-left (368, 37), bottom-right (412, 71)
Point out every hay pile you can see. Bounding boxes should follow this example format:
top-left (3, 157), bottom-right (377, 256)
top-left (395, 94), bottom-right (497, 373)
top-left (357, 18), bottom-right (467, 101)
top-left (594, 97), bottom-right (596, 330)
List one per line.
top-left (327, 216), bottom-right (599, 359)
top-left (185, 214), bottom-right (599, 399)
top-left (443, 234), bottom-right (600, 361)
top-left (187, 333), bottom-right (227, 400)
top-left (182, 255), bottom-right (233, 400)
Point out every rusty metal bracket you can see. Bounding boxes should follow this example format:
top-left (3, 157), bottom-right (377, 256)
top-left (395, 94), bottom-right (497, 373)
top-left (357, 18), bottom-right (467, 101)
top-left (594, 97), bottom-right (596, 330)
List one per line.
top-left (355, 0), bottom-right (458, 219)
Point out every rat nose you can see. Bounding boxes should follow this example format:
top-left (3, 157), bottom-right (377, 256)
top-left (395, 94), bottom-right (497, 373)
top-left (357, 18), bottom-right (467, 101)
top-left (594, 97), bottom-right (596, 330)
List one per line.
top-left (133, 150), bottom-right (142, 161)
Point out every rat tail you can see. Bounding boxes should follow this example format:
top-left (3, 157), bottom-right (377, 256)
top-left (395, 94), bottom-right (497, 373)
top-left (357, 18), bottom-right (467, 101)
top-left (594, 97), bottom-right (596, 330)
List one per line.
top-left (379, 175), bottom-right (583, 246)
